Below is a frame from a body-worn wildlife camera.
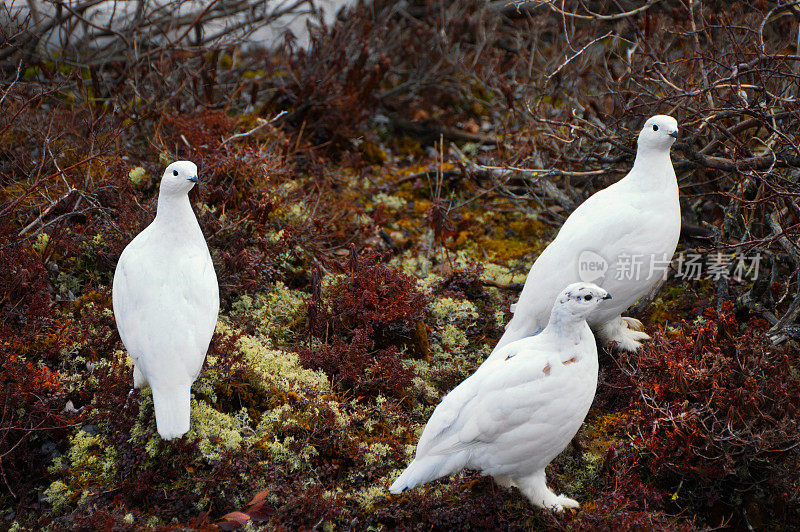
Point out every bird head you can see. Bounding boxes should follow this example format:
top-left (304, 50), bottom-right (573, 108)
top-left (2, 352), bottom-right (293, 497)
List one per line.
top-left (637, 115), bottom-right (679, 151)
top-left (159, 161), bottom-right (199, 196)
top-left (555, 282), bottom-right (612, 318)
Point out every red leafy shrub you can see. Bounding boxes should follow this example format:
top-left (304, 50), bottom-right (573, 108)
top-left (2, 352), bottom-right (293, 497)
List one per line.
top-left (0, 349), bottom-right (71, 501)
top-left (266, 23), bottom-right (391, 152)
top-left (311, 249), bottom-right (426, 346)
top-left (301, 249), bottom-right (427, 400)
top-left (304, 329), bottom-right (415, 400)
top-left (436, 262), bottom-right (486, 300)
top-left (163, 110), bottom-right (290, 187)
top-left (620, 303), bottom-right (800, 526)
top-left (0, 223), bottom-right (77, 501)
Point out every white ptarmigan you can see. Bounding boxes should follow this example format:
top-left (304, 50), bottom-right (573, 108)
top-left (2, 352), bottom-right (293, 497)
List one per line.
top-left (112, 161), bottom-right (219, 440)
top-left (482, 115), bottom-right (680, 368)
top-left (390, 283), bottom-right (611, 511)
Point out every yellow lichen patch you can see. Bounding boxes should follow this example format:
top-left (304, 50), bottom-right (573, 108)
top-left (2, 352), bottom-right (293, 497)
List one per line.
top-left (583, 409), bottom-right (631, 456)
top-left (430, 297), bottom-right (479, 322)
top-left (217, 320), bottom-right (329, 394)
top-left (45, 430), bottom-right (119, 513)
top-left (481, 262), bottom-right (529, 286)
top-left (230, 283), bottom-right (309, 346)
top-left (371, 192), bottom-right (407, 212)
top-left (188, 401), bottom-right (254, 461)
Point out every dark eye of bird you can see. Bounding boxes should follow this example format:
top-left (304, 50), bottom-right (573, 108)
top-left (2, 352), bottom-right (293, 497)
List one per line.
top-left (173, 170), bottom-right (178, 176)
top-left (585, 294), bottom-right (593, 301)
top-left (652, 124), bottom-right (659, 131)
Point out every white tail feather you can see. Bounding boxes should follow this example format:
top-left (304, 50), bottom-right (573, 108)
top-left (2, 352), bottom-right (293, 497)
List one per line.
top-left (151, 385), bottom-right (191, 440)
top-left (389, 454), bottom-right (466, 494)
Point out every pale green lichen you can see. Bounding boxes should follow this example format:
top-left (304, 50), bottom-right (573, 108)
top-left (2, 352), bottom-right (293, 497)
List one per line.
top-left (125, 390), bottom-right (163, 457)
top-left (261, 435), bottom-right (319, 472)
top-left (481, 262), bottom-right (528, 285)
top-left (43, 480), bottom-right (70, 514)
top-left (45, 430), bottom-right (118, 513)
top-left (390, 249), bottom-right (433, 276)
top-left (440, 323), bottom-right (469, 350)
top-left (230, 283), bottom-right (308, 346)
top-left (282, 202), bottom-right (310, 224)
top-left (414, 273), bottom-right (444, 296)
top-left (372, 192), bottom-right (407, 211)
top-left (430, 297), bottom-right (478, 323)
top-left (263, 228), bottom-right (285, 244)
top-left (33, 232), bottom-right (49, 253)
top-left (363, 443), bottom-right (393, 467)
top-left (196, 202), bottom-right (217, 217)
top-left (354, 484), bottom-right (388, 511)
top-left (188, 401), bottom-right (254, 461)
top-left (233, 328), bottom-right (329, 394)
top-left (494, 307), bottom-right (508, 327)
top-left (128, 166), bottom-right (146, 185)
top-left (430, 297), bottom-right (478, 351)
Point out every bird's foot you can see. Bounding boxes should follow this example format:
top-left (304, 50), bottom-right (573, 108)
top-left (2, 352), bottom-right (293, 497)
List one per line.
top-left (526, 490), bottom-right (579, 512)
top-left (621, 316), bottom-right (645, 332)
top-left (494, 475), bottom-right (518, 489)
top-left (600, 316), bottom-right (651, 352)
top-left (517, 472), bottom-right (580, 512)
top-left (554, 494), bottom-right (580, 510)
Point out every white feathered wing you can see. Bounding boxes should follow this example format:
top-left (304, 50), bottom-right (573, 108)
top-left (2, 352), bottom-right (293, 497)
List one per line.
top-left (390, 335), bottom-right (597, 494)
top-left (484, 143), bottom-right (680, 365)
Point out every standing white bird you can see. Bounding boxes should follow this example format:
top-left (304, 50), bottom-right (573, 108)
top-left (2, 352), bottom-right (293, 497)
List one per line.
top-left (113, 161), bottom-right (219, 440)
top-left (390, 283), bottom-right (611, 511)
top-left (483, 115), bottom-right (680, 367)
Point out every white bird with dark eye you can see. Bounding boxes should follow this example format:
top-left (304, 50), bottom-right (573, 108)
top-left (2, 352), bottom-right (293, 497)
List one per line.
top-left (112, 161), bottom-right (219, 440)
top-left (390, 283), bottom-right (611, 511)
top-left (482, 115), bottom-right (681, 367)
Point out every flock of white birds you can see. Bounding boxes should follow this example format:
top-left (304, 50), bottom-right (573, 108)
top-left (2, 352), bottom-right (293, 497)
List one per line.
top-left (112, 115), bottom-right (681, 511)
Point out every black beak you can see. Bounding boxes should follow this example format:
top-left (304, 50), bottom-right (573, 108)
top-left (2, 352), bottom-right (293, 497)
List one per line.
top-left (187, 176), bottom-right (199, 183)
top-left (668, 131), bottom-right (679, 139)
top-left (602, 293), bottom-right (612, 300)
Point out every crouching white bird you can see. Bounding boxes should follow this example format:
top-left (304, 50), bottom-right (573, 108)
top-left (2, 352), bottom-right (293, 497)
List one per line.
top-left (483, 115), bottom-right (681, 366)
top-left (113, 161), bottom-right (219, 440)
top-left (390, 283), bottom-right (611, 511)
